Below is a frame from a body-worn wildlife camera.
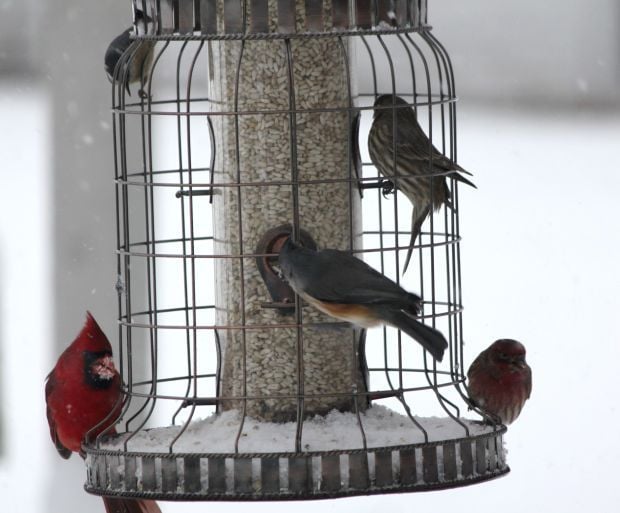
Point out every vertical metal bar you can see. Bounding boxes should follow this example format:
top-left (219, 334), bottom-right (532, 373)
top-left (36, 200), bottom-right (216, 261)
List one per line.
top-left (284, 40), bottom-right (300, 244)
top-left (460, 440), bottom-right (473, 477)
top-left (338, 35), bottom-right (367, 449)
top-left (160, 0), bottom-right (174, 33)
top-left (251, 0), bottom-right (269, 32)
top-left (498, 434), bottom-right (506, 467)
top-left (193, 0), bottom-right (201, 31)
top-left (109, 454), bottom-right (122, 490)
top-left (375, 36), bottom-right (402, 277)
top-left (476, 438), bottom-right (487, 475)
top-left (97, 457), bottom-right (108, 489)
top-left (427, 31), bottom-right (469, 400)
top-left (374, 451), bottom-right (393, 486)
top-left (179, 0), bottom-right (195, 33)
top-left (288, 456), bottom-right (312, 493)
top-left (261, 458), bottom-right (280, 493)
top-left (116, 43), bottom-right (136, 442)
top-left (405, 32), bottom-right (469, 436)
top-left (410, 0), bottom-right (419, 27)
top-left (167, 40), bottom-right (203, 451)
top-left (399, 448), bottom-right (416, 484)
top-left (200, 0), bottom-right (217, 33)
top-left (283, 38), bottom-right (305, 453)
top-left (422, 446), bottom-right (438, 483)
top-left (359, 37), bottom-right (396, 409)
top-left (332, 0), bottom-right (349, 28)
top-left (305, 0), bottom-right (323, 30)
top-left (374, 37), bottom-right (404, 403)
top-left (141, 457), bottom-right (157, 491)
top-left (140, 0), bottom-right (150, 32)
top-left (487, 436), bottom-right (498, 471)
top-left (205, 114), bottom-right (217, 203)
top-left (425, 32), bottom-right (469, 428)
top-left (348, 453), bottom-right (369, 489)
top-left (171, 0), bottom-right (180, 31)
top-left (278, 0), bottom-right (296, 33)
top-left (154, 0), bottom-right (163, 34)
top-left (419, 33), bottom-right (444, 379)
top-left (111, 37), bottom-right (128, 437)
top-left (166, 40), bottom-right (194, 431)
top-left (184, 41), bottom-right (207, 450)
top-left (213, 328), bottom-right (223, 412)
top-left (225, 0), bottom-right (243, 33)
top-left (376, 0), bottom-right (390, 25)
top-left (161, 457), bottom-right (178, 492)
top-left (208, 458), bottom-right (226, 492)
top-left (232, 40), bottom-right (249, 453)
top-left (234, 458), bottom-right (253, 493)
top-left (443, 442), bottom-right (457, 481)
top-left (124, 455), bottom-right (138, 491)
top-left (184, 456), bottom-right (202, 492)
top-left (120, 40), bottom-right (158, 439)
top-left (422, 30), bottom-right (459, 387)
top-left (394, 0), bottom-right (407, 26)
top-left (374, 34), bottom-right (430, 442)
top-left (355, 0), bottom-right (372, 28)
top-left (141, 37), bottom-right (159, 436)
top-left (321, 454), bottom-right (341, 491)
top-left (420, 0), bottom-right (428, 25)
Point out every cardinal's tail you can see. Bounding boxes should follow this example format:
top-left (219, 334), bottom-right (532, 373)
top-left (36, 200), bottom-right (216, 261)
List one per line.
top-left (103, 497), bottom-right (161, 513)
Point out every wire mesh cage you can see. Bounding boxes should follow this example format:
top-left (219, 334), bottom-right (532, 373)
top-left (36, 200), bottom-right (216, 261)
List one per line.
top-left (84, 0), bottom-right (509, 501)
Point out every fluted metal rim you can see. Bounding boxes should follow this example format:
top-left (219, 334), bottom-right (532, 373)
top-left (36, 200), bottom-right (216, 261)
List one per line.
top-left (131, 0), bottom-right (429, 38)
top-left (83, 426), bottom-right (508, 500)
top-left (85, 470), bottom-right (510, 501)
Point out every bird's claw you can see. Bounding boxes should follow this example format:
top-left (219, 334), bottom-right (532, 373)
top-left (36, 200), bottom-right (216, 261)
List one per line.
top-left (381, 180), bottom-right (395, 197)
top-left (471, 411), bottom-right (502, 426)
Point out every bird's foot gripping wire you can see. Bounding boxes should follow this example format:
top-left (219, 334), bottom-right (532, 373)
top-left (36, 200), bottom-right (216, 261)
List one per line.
top-left (358, 178), bottom-right (395, 198)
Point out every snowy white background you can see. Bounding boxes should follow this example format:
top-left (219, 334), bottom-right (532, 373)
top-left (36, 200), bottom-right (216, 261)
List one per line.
top-left (1, 0), bottom-right (619, 512)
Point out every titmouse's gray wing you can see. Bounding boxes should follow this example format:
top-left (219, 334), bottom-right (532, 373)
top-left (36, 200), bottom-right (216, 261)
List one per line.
top-left (286, 247), bottom-right (420, 310)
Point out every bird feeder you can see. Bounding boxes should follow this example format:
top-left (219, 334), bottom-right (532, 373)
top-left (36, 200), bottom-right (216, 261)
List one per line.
top-left (83, 0), bottom-right (509, 501)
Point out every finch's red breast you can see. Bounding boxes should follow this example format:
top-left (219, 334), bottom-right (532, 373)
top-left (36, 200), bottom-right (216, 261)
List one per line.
top-left (467, 343), bottom-right (531, 425)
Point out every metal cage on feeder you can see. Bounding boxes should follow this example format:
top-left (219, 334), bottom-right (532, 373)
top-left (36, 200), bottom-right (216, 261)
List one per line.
top-left (84, 0), bottom-right (509, 501)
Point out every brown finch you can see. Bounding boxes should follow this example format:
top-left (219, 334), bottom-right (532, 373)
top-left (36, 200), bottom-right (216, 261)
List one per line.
top-left (466, 339), bottom-right (532, 425)
top-left (368, 94), bottom-right (476, 273)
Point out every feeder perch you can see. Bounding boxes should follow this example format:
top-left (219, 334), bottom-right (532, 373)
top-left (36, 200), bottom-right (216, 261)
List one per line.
top-left (84, 0), bottom-right (509, 502)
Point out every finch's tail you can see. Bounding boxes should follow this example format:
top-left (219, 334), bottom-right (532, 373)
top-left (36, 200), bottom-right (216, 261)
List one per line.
top-left (381, 309), bottom-right (448, 362)
top-left (103, 497), bottom-right (161, 513)
top-left (452, 170), bottom-right (476, 189)
top-left (402, 204), bottom-right (430, 274)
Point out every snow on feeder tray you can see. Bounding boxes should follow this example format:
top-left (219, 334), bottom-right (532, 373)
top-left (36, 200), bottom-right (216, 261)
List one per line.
top-left (85, 0), bottom-right (508, 501)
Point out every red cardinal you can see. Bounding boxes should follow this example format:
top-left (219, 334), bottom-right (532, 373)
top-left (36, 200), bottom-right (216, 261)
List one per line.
top-left (466, 339), bottom-right (532, 425)
top-left (45, 312), bottom-right (160, 513)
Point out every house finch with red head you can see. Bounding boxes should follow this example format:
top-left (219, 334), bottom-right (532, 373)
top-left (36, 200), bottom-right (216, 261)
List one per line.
top-left (467, 339), bottom-right (532, 425)
top-left (368, 94), bottom-right (476, 273)
top-left (45, 312), bottom-right (160, 513)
